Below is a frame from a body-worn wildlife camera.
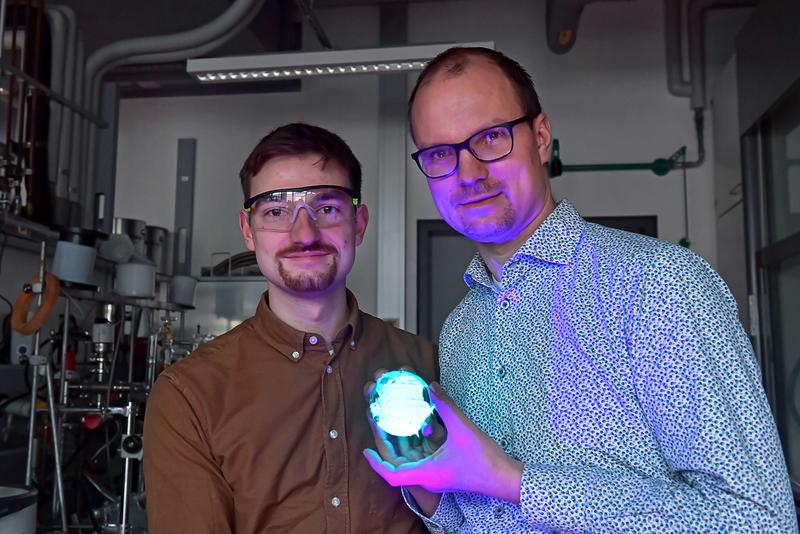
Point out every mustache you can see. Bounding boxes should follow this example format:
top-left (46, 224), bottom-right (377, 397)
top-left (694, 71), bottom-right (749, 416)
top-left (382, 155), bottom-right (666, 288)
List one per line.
top-left (451, 179), bottom-right (503, 204)
top-left (277, 243), bottom-right (337, 256)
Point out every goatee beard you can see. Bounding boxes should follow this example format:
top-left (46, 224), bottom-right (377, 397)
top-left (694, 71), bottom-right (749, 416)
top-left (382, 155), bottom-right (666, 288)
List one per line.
top-left (276, 244), bottom-right (338, 292)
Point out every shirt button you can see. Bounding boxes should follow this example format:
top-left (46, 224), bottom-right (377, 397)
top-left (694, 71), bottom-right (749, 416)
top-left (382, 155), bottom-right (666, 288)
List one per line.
top-left (291, 351), bottom-right (300, 360)
top-left (499, 299), bottom-right (510, 310)
top-left (498, 436), bottom-right (509, 450)
top-left (325, 365), bottom-right (333, 374)
top-left (309, 335), bottom-right (318, 345)
top-left (493, 505), bottom-right (505, 518)
top-left (331, 496), bottom-right (341, 507)
top-left (496, 365), bottom-right (506, 379)
top-left (329, 429), bottom-right (338, 439)
top-left (350, 339), bottom-right (356, 349)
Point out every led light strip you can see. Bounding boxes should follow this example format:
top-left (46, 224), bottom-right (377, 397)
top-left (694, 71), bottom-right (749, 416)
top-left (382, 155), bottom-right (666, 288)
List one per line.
top-left (187, 42), bottom-right (494, 83)
top-left (196, 61), bottom-right (429, 81)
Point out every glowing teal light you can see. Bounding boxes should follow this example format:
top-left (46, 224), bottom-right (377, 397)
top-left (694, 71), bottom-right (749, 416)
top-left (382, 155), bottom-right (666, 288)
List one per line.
top-left (369, 370), bottom-right (434, 437)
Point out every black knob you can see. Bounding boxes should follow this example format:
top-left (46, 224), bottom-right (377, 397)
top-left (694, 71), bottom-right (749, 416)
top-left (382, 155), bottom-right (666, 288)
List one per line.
top-left (122, 434), bottom-right (143, 454)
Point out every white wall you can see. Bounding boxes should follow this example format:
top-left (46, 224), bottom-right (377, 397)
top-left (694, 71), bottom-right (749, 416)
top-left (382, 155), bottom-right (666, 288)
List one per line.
top-left (113, 0), bottom-right (747, 332)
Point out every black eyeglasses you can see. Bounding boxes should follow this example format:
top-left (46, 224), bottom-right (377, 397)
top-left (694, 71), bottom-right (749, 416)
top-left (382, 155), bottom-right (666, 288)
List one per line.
top-left (410, 114), bottom-right (531, 179)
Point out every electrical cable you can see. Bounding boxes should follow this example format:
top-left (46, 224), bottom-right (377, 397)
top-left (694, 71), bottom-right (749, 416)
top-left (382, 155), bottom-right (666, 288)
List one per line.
top-left (89, 419), bottom-right (121, 465)
top-left (0, 231), bottom-right (7, 275)
top-left (0, 292), bottom-right (11, 312)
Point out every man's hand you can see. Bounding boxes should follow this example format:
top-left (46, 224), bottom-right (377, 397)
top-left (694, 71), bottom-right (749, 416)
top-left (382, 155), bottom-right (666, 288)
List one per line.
top-left (363, 368), bottom-right (447, 515)
top-left (363, 380), bottom-right (523, 505)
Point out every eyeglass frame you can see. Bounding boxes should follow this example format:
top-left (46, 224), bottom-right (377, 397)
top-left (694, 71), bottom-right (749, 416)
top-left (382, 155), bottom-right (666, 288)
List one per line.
top-left (242, 184), bottom-right (360, 212)
top-left (410, 114), bottom-right (532, 179)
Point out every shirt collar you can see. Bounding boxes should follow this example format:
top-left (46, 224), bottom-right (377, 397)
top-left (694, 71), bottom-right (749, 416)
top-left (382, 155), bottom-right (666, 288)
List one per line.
top-left (463, 200), bottom-right (585, 288)
top-left (251, 289), bottom-right (362, 362)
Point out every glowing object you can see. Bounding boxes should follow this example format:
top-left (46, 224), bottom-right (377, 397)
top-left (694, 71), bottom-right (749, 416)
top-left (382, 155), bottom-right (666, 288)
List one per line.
top-left (369, 370), bottom-right (434, 437)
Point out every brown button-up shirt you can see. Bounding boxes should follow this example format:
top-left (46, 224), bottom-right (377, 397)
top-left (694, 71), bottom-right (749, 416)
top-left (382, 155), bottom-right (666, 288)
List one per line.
top-left (143, 291), bottom-right (437, 534)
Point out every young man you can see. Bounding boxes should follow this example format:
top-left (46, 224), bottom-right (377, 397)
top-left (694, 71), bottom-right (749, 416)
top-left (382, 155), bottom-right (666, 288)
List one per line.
top-left (144, 123), bottom-right (436, 533)
top-left (364, 48), bottom-right (798, 532)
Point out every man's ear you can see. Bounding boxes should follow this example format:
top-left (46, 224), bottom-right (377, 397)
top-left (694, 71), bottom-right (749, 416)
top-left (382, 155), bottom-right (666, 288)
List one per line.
top-left (354, 204), bottom-right (369, 247)
top-left (533, 112), bottom-right (553, 166)
top-left (239, 210), bottom-right (256, 251)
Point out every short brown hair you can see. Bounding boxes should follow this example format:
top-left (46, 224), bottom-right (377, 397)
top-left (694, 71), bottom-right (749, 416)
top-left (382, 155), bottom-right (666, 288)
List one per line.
top-left (239, 123), bottom-right (362, 200)
top-left (408, 47), bottom-right (543, 141)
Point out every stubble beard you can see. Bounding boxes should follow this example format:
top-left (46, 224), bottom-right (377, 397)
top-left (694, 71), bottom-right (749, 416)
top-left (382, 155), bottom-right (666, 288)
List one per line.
top-left (277, 256), bottom-right (338, 292)
top-left (460, 204), bottom-right (516, 242)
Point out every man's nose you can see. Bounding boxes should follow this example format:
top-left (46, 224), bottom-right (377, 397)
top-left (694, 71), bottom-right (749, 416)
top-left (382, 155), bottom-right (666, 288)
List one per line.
top-left (456, 148), bottom-right (488, 185)
top-left (289, 206), bottom-right (321, 243)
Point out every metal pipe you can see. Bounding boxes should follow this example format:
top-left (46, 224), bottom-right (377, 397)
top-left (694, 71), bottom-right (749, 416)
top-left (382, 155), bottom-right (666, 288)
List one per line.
top-left (664, 0), bottom-right (691, 97)
top-left (50, 6), bottom-right (78, 214)
top-left (0, 58), bottom-right (104, 126)
top-left (0, 209), bottom-right (59, 240)
top-left (46, 6), bottom-right (77, 206)
top-left (67, 383), bottom-right (144, 393)
top-left (127, 307), bottom-right (138, 384)
top-left (687, 0), bottom-right (755, 109)
top-left (24, 241), bottom-right (46, 486)
top-left (124, 0), bottom-right (263, 65)
top-left (69, 39), bottom-right (85, 219)
top-left (59, 298), bottom-right (69, 404)
top-left (294, 0), bottom-right (334, 49)
top-left (146, 333), bottom-right (158, 390)
top-left (58, 405), bottom-right (128, 415)
top-left (53, 294), bottom-right (70, 522)
top-left (120, 401), bottom-right (135, 530)
top-left (0, 0), bottom-right (7, 62)
top-left (45, 7), bottom-right (66, 190)
top-left (45, 361), bottom-right (68, 531)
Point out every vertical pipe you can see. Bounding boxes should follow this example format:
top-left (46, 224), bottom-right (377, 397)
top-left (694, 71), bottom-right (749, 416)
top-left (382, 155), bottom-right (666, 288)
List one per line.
top-left (5, 3), bottom-right (19, 165)
top-left (45, 359), bottom-right (68, 531)
top-left (120, 401), bottom-right (135, 530)
top-left (127, 307), bottom-right (138, 383)
top-left (24, 240), bottom-right (46, 486)
top-left (146, 333), bottom-right (158, 390)
top-left (59, 298), bottom-right (69, 403)
top-left (0, 0), bottom-right (7, 61)
top-left (55, 295), bottom-right (70, 519)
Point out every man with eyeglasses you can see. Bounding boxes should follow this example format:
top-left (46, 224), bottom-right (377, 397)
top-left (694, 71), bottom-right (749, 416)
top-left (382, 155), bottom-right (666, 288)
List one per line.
top-left (143, 123), bottom-right (436, 533)
top-left (364, 48), bottom-right (797, 532)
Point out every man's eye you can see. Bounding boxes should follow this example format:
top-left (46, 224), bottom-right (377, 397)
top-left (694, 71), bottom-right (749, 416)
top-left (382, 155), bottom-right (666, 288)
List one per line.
top-left (318, 205), bottom-right (340, 215)
top-left (262, 207), bottom-right (288, 218)
top-left (430, 149), bottom-right (451, 161)
top-left (482, 130), bottom-right (503, 143)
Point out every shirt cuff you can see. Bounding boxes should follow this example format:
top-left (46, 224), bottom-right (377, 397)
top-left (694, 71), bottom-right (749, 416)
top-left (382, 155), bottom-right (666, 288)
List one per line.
top-left (401, 488), bottom-right (461, 532)
top-left (519, 463), bottom-right (587, 531)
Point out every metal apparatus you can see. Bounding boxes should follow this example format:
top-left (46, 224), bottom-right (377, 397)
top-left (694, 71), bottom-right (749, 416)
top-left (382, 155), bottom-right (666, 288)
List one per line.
top-left (2, 236), bottom-right (206, 533)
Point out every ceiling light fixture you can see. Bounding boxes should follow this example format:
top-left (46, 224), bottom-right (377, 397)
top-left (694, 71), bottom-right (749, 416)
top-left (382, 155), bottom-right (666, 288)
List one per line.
top-left (186, 41), bottom-right (494, 82)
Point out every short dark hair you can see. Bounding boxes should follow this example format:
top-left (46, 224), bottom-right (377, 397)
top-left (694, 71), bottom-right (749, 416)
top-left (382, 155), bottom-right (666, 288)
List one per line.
top-left (239, 123), bottom-right (362, 201)
top-left (408, 47), bottom-right (543, 141)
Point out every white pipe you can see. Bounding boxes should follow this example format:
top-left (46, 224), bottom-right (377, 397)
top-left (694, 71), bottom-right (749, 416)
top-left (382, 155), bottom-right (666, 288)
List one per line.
top-left (45, 8), bottom-right (67, 190)
top-left (664, 0), bottom-right (692, 97)
top-left (687, 0), bottom-right (756, 108)
top-left (49, 6), bottom-right (79, 209)
top-left (79, 0), bottom-right (266, 227)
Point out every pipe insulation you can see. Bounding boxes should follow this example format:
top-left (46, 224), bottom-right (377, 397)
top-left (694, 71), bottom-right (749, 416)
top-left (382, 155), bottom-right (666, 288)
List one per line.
top-left (78, 0), bottom-right (266, 227)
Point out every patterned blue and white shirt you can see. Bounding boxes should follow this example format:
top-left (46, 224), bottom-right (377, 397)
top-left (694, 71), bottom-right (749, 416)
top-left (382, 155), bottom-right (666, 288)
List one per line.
top-left (407, 200), bottom-right (797, 533)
